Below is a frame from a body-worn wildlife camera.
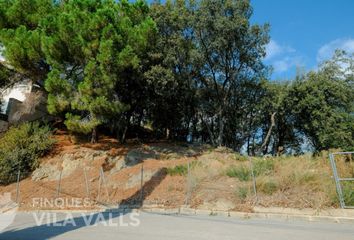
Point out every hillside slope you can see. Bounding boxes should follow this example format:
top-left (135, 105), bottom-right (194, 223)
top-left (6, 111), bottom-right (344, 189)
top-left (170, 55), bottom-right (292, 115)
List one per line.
top-left (0, 132), bottom-right (352, 211)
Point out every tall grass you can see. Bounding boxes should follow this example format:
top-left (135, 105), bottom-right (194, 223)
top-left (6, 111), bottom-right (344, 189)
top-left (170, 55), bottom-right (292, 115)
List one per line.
top-left (226, 166), bottom-right (250, 181)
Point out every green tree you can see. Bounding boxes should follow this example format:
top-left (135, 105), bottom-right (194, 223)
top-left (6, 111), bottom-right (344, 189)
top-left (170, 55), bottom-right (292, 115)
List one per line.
top-left (0, 0), bottom-right (55, 82)
top-left (42, 0), bottom-right (155, 142)
top-left (147, 0), bottom-right (197, 139)
top-left (256, 81), bottom-right (301, 155)
top-left (193, 0), bottom-right (269, 146)
top-left (149, 0), bottom-right (269, 147)
top-left (289, 51), bottom-right (354, 151)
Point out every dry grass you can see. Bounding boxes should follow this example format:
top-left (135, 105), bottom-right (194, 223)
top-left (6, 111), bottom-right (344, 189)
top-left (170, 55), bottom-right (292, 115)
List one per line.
top-left (1, 136), bottom-right (351, 211)
top-left (187, 149), bottom-right (353, 210)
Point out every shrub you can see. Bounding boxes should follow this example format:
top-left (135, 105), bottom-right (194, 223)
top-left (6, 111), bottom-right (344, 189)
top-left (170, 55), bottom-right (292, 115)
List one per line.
top-left (342, 182), bottom-right (354, 206)
top-left (257, 179), bottom-right (278, 195)
top-left (166, 161), bottom-right (200, 176)
top-left (236, 187), bottom-right (248, 201)
top-left (226, 166), bottom-right (250, 181)
top-left (167, 165), bottom-right (188, 176)
top-left (0, 122), bottom-right (55, 184)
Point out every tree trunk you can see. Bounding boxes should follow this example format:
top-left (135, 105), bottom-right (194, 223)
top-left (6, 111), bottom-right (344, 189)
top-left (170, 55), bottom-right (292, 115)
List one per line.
top-left (260, 112), bottom-right (276, 154)
top-left (118, 112), bottom-right (132, 144)
top-left (251, 133), bottom-right (256, 156)
top-left (91, 127), bottom-right (98, 143)
top-left (166, 128), bottom-right (170, 140)
top-left (120, 125), bottom-right (128, 144)
top-left (217, 109), bottom-right (224, 147)
top-left (200, 111), bottom-right (216, 146)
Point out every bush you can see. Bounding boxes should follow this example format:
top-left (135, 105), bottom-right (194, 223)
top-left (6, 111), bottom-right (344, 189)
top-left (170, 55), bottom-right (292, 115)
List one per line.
top-left (226, 166), bottom-right (250, 181)
top-left (342, 182), bottom-right (354, 206)
top-left (236, 187), bottom-right (248, 201)
top-left (166, 161), bottom-right (200, 176)
top-left (257, 179), bottom-right (278, 195)
top-left (167, 165), bottom-right (188, 176)
top-left (0, 122), bottom-right (55, 184)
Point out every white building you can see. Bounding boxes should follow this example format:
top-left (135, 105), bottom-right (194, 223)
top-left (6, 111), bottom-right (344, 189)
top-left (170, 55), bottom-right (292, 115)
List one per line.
top-left (0, 80), bottom-right (33, 114)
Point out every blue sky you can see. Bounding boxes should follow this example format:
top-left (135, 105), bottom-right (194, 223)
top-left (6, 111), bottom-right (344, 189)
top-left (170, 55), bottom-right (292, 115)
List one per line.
top-left (251, 0), bottom-right (354, 80)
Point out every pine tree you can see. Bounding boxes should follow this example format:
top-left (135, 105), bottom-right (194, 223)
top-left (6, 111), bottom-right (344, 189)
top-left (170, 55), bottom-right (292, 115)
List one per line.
top-left (42, 0), bottom-right (156, 142)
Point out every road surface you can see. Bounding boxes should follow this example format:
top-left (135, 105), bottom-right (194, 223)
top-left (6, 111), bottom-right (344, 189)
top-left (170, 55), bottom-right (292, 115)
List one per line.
top-left (0, 211), bottom-right (353, 240)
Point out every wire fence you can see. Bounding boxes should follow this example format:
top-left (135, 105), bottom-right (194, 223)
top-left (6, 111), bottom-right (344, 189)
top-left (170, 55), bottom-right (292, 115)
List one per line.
top-left (0, 159), bottom-right (189, 209)
top-left (0, 157), bottom-right (288, 210)
top-left (1, 152), bottom-right (352, 210)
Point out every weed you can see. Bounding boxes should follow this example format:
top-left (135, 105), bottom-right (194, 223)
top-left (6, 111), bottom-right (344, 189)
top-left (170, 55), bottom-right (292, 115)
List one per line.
top-left (236, 187), bottom-right (248, 200)
top-left (226, 166), bottom-right (250, 181)
top-left (257, 179), bottom-right (278, 195)
top-left (342, 182), bottom-right (354, 206)
top-left (167, 161), bottom-right (200, 176)
top-left (166, 165), bottom-right (188, 176)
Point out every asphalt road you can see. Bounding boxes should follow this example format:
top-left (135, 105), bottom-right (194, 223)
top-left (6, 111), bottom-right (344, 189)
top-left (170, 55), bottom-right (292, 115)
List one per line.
top-left (0, 211), bottom-right (353, 240)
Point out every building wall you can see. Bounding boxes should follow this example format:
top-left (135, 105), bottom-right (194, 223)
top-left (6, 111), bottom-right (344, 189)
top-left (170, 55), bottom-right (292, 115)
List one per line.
top-left (0, 80), bottom-right (32, 114)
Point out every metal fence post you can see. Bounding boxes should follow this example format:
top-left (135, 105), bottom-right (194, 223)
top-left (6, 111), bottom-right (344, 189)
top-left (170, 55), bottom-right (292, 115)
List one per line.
top-left (140, 164), bottom-right (144, 203)
top-left (97, 170), bottom-right (102, 202)
top-left (100, 167), bottom-right (110, 203)
top-left (83, 167), bottom-right (90, 198)
top-left (248, 157), bottom-right (258, 205)
top-left (185, 158), bottom-right (191, 206)
top-left (56, 170), bottom-right (62, 198)
top-left (329, 153), bottom-right (345, 208)
top-left (15, 169), bottom-right (20, 203)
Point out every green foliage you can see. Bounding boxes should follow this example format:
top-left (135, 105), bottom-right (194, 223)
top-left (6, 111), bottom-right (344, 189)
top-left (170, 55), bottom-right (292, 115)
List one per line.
top-left (226, 166), bottom-right (250, 181)
top-left (0, 0), bottom-right (54, 79)
top-left (148, 0), bottom-right (269, 144)
top-left (288, 51), bottom-right (354, 152)
top-left (0, 0), bottom-right (352, 153)
top-left (41, 0), bottom-right (155, 142)
top-left (166, 164), bottom-right (188, 176)
top-left (166, 161), bottom-right (199, 176)
top-left (236, 187), bottom-right (249, 200)
top-left (342, 182), bottom-right (354, 206)
top-left (0, 122), bottom-right (55, 184)
top-left (0, 64), bottom-right (13, 88)
top-left (227, 158), bottom-right (274, 181)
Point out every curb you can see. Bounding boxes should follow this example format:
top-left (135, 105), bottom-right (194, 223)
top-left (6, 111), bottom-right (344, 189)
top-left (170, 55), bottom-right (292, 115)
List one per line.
top-left (140, 206), bottom-right (354, 224)
top-left (16, 206), bottom-right (354, 224)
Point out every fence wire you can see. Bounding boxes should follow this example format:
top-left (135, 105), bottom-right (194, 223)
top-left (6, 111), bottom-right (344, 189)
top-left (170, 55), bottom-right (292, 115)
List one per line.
top-left (2, 152), bottom-right (352, 211)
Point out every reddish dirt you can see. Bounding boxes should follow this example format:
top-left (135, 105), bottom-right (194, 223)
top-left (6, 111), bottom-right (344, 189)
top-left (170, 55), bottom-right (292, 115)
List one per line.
top-left (0, 132), bottom-right (195, 210)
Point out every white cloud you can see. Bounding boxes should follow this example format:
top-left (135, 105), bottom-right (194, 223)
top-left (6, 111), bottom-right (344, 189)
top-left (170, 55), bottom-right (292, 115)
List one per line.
top-left (265, 40), bottom-right (295, 60)
top-left (317, 38), bottom-right (354, 62)
top-left (272, 56), bottom-right (303, 73)
top-left (264, 39), bottom-right (302, 75)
